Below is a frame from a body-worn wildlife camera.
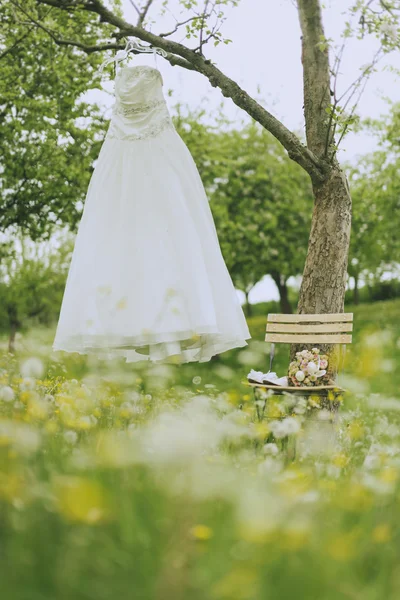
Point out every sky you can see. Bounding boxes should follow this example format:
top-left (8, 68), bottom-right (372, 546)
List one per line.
top-left (95, 0), bottom-right (400, 303)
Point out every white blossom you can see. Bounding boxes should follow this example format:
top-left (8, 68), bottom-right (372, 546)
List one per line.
top-left (64, 430), bottom-right (78, 444)
top-left (21, 357), bottom-right (44, 379)
top-left (380, 22), bottom-right (398, 41)
top-left (263, 442), bottom-right (279, 456)
top-left (0, 386), bottom-right (15, 402)
top-left (270, 417), bottom-right (301, 438)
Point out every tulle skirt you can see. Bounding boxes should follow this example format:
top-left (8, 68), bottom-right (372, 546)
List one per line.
top-left (53, 128), bottom-right (251, 363)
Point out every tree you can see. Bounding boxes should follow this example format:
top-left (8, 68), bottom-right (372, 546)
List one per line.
top-left (4, 0), bottom-right (400, 372)
top-left (0, 1), bottom-right (108, 238)
top-left (0, 236), bottom-right (72, 352)
top-left (175, 112), bottom-right (313, 314)
top-left (348, 105), bottom-right (400, 303)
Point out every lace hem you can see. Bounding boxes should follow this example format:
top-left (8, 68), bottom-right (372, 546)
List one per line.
top-left (106, 115), bottom-right (174, 142)
top-left (53, 330), bottom-right (249, 364)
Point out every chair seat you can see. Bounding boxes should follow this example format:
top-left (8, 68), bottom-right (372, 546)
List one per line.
top-left (247, 382), bottom-right (345, 395)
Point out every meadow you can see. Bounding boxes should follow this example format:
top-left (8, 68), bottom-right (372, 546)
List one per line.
top-left (1, 298), bottom-right (400, 600)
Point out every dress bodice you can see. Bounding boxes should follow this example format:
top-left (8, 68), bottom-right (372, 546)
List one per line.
top-left (106, 66), bottom-right (174, 142)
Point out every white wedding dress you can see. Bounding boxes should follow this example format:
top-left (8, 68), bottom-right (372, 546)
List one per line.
top-left (53, 65), bottom-right (250, 363)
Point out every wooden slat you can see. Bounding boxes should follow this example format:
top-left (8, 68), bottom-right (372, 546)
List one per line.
top-left (265, 333), bottom-right (352, 344)
top-left (248, 382), bottom-right (344, 392)
top-left (268, 313), bottom-right (353, 323)
top-left (266, 322), bottom-right (353, 333)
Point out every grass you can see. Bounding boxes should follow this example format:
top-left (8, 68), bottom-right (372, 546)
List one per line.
top-left (0, 299), bottom-right (399, 599)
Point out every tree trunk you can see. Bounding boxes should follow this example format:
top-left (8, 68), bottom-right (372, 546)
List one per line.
top-left (271, 273), bottom-right (293, 314)
top-left (294, 166), bottom-right (352, 376)
top-left (353, 273), bottom-right (360, 305)
top-left (297, 166), bottom-right (351, 314)
top-left (8, 322), bottom-right (17, 354)
top-left (244, 291), bottom-right (252, 317)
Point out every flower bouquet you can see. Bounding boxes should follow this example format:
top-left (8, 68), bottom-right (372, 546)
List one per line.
top-left (288, 348), bottom-right (330, 387)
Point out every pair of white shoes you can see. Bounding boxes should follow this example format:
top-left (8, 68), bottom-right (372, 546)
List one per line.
top-left (247, 369), bottom-right (288, 387)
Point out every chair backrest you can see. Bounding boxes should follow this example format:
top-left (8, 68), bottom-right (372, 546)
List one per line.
top-left (265, 313), bottom-right (353, 345)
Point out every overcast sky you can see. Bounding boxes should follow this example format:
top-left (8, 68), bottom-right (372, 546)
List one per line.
top-left (97, 0), bottom-right (400, 302)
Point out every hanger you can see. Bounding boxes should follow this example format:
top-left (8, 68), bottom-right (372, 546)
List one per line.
top-left (99, 38), bottom-right (167, 74)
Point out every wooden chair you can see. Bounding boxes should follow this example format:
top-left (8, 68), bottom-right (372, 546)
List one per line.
top-left (249, 312), bottom-right (353, 397)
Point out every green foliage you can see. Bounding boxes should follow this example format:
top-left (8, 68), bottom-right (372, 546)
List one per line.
top-left (0, 236), bottom-right (72, 343)
top-left (0, 1), bottom-right (109, 238)
top-left (157, 0), bottom-right (239, 48)
top-left (349, 0), bottom-right (400, 49)
top-left (175, 109), bottom-right (313, 303)
top-left (348, 106), bottom-right (400, 297)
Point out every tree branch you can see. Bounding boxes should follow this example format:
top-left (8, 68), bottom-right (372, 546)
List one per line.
top-left (127, 0), bottom-right (141, 18)
top-left (137, 0), bottom-right (154, 27)
top-left (35, 0), bottom-right (327, 182)
top-left (159, 16), bottom-right (203, 38)
top-left (297, 0), bottom-right (332, 158)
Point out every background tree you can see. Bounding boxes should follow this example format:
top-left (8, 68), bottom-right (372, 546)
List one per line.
top-left (348, 105), bottom-right (400, 303)
top-left (175, 114), bottom-right (313, 314)
top-left (0, 236), bottom-right (72, 352)
top-left (0, 1), bottom-right (109, 238)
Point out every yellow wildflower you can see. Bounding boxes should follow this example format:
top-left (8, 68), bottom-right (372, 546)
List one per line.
top-left (191, 524), bottom-right (214, 541)
top-left (372, 524), bottom-right (391, 544)
top-left (54, 476), bottom-right (111, 524)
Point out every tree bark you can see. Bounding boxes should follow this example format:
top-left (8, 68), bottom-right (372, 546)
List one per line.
top-left (297, 165), bottom-right (351, 314)
top-left (353, 273), bottom-right (360, 305)
top-left (244, 291), bottom-right (252, 317)
top-left (293, 165), bottom-right (352, 376)
top-left (8, 322), bottom-right (17, 354)
top-left (271, 273), bottom-right (293, 314)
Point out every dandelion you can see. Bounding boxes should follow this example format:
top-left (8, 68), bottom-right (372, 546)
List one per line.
top-left (54, 476), bottom-right (112, 524)
top-left (263, 442), bottom-right (279, 456)
top-left (190, 524), bottom-right (213, 540)
top-left (0, 386), bottom-right (15, 403)
top-left (20, 377), bottom-right (36, 391)
top-left (21, 357), bottom-right (44, 379)
top-left (270, 417), bottom-right (301, 439)
top-left (64, 430), bottom-right (78, 445)
top-left (192, 376), bottom-right (202, 385)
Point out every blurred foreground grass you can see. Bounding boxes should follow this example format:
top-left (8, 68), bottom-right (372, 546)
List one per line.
top-left (0, 299), bottom-right (400, 599)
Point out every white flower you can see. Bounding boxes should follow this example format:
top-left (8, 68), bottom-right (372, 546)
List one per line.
top-left (363, 455), bottom-right (379, 470)
top-left (317, 409), bottom-right (333, 421)
top-left (64, 430), bottom-right (78, 444)
top-left (295, 370), bottom-right (305, 382)
top-left (192, 376), bottom-right (202, 385)
top-left (0, 386), bottom-right (15, 402)
top-left (380, 22), bottom-right (398, 41)
top-left (263, 442), bottom-right (279, 456)
top-left (21, 357), bottom-right (44, 379)
top-left (316, 370), bottom-right (327, 378)
top-left (307, 361), bottom-right (318, 375)
top-left (20, 377), bottom-right (36, 391)
top-left (12, 424), bottom-right (41, 454)
top-left (270, 417), bottom-right (301, 438)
